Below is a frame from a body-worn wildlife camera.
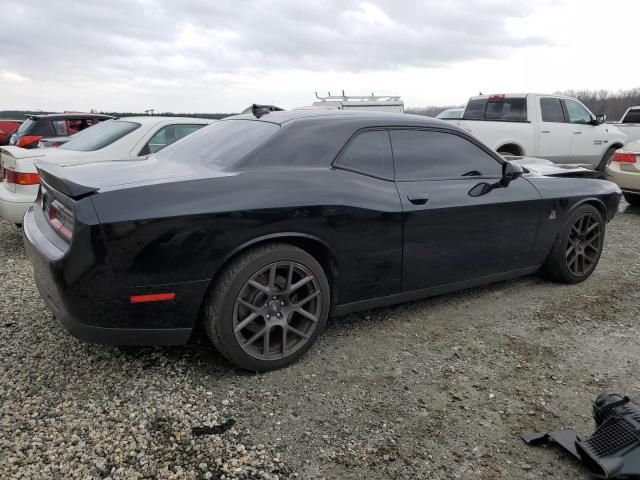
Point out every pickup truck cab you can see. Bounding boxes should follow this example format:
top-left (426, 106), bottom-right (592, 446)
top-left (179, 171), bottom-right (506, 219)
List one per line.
top-left (457, 93), bottom-right (626, 171)
top-left (608, 106), bottom-right (640, 145)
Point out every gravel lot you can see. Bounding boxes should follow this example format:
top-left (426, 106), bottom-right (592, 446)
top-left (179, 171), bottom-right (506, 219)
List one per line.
top-left (2, 202), bottom-right (640, 479)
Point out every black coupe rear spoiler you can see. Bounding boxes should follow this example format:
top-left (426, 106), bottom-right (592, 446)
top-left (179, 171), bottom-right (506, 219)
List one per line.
top-left (35, 160), bottom-right (99, 199)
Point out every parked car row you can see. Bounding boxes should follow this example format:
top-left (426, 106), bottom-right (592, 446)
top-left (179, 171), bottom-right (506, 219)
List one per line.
top-left (0, 116), bottom-right (211, 224)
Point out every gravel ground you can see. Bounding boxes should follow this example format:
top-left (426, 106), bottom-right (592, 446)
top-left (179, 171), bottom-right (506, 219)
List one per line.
top-left (1, 202), bottom-right (640, 479)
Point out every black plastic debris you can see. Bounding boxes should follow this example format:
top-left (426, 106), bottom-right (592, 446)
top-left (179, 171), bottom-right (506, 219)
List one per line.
top-left (191, 419), bottom-right (236, 436)
top-left (522, 392), bottom-right (640, 478)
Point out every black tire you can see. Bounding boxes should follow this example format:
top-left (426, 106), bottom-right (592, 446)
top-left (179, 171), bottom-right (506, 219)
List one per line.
top-left (623, 192), bottom-right (640, 207)
top-left (541, 204), bottom-right (605, 284)
top-left (596, 147), bottom-right (617, 172)
top-left (204, 243), bottom-right (330, 371)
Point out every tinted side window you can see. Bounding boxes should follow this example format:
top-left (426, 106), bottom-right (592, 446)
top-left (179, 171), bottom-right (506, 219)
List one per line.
top-left (540, 98), bottom-right (565, 123)
top-left (335, 130), bottom-right (393, 178)
top-left (391, 130), bottom-right (502, 180)
top-left (564, 100), bottom-right (592, 124)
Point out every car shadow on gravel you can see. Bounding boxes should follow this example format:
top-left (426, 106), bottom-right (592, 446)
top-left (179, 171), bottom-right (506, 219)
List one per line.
top-left (115, 273), bottom-right (543, 362)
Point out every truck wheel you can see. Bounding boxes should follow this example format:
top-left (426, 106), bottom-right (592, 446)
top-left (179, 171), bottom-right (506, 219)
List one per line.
top-left (596, 147), bottom-right (617, 172)
top-left (623, 192), bottom-right (640, 207)
top-left (541, 204), bottom-right (604, 284)
top-left (204, 243), bottom-right (330, 371)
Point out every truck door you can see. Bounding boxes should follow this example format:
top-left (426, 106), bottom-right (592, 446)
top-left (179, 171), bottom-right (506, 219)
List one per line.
top-left (562, 99), bottom-right (604, 168)
top-left (537, 97), bottom-right (574, 164)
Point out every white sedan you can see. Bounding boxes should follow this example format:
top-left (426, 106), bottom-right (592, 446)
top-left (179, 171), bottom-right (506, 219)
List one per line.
top-left (0, 116), bottom-right (212, 225)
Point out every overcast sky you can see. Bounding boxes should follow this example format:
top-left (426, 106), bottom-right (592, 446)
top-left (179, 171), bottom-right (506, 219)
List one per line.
top-left (0, 0), bottom-right (638, 112)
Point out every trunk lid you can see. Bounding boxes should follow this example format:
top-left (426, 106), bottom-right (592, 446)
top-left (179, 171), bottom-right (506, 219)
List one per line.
top-left (1, 146), bottom-right (48, 192)
top-left (35, 155), bottom-right (230, 200)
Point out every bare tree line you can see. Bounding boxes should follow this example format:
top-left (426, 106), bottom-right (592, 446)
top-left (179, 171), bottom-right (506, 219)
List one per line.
top-left (408, 88), bottom-right (640, 121)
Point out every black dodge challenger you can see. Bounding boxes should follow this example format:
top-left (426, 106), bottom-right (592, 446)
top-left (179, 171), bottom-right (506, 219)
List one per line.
top-left (24, 110), bottom-right (621, 371)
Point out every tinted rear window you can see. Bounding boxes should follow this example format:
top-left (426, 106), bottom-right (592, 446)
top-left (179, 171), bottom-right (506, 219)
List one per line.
top-left (156, 119), bottom-right (279, 167)
top-left (61, 120), bottom-right (141, 151)
top-left (623, 110), bottom-right (640, 123)
top-left (463, 98), bottom-right (527, 122)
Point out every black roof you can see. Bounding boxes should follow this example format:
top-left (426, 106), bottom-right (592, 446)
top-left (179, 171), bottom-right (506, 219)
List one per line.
top-left (27, 113), bottom-right (114, 121)
top-left (227, 109), bottom-right (458, 129)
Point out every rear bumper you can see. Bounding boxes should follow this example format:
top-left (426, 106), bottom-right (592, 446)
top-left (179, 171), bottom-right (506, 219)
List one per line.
top-left (0, 182), bottom-right (34, 224)
top-left (606, 163), bottom-right (640, 192)
top-left (23, 206), bottom-right (205, 345)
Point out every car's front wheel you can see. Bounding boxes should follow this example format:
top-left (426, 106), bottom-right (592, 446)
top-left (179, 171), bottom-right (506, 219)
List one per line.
top-left (541, 204), bottom-right (605, 284)
top-left (204, 243), bottom-right (330, 371)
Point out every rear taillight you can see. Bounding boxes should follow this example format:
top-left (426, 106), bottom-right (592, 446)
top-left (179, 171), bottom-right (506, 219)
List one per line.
top-left (3, 168), bottom-right (40, 185)
top-left (16, 135), bottom-right (43, 148)
top-left (611, 150), bottom-right (637, 164)
top-left (46, 198), bottom-right (74, 241)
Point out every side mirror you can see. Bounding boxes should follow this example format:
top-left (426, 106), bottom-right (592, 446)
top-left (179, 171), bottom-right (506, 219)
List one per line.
top-left (501, 161), bottom-right (523, 187)
top-left (594, 114), bottom-right (606, 125)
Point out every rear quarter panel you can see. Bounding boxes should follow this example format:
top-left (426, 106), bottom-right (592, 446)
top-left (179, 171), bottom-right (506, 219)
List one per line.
top-left (90, 168), bottom-right (404, 306)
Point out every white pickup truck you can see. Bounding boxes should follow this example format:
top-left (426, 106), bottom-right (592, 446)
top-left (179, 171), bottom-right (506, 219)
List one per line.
top-left (456, 93), bottom-right (627, 171)
top-left (608, 106), bottom-right (640, 144)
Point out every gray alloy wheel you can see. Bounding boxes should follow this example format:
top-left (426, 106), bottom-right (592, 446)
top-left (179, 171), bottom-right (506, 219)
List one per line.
top-left (233, 261), bottom-right (322, 361)
top-left (204, 243), bottom-right (330, 371)
top-left (541, 204), bottom-right (604, 284)
top-left (564, 212), bottom-right (602, 277)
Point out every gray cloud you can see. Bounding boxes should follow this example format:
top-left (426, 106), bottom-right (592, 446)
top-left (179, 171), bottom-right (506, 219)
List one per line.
top-left (0, 0), bottom-right (550, 84)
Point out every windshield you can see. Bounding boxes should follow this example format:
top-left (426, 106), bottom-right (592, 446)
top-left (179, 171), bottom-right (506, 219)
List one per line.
top-left (156, 119), bottom-right (279, 167)
top-left (61, 120), bottom-right (140, 151)
top-left (17, 118), bottom-right (37, 134)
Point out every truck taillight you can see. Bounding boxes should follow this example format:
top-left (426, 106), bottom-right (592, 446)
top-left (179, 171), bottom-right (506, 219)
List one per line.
top-left (3, 168), bottom-right (40, 185)
top-left (611, 150), bottom-right (637, 164)
top-left (46, 199), bottom-right (74, 241)
top-left (16, 135), bottom-right (43, 148)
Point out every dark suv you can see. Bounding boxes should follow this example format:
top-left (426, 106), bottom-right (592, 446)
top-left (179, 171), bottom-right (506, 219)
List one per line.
top-left (9, 113), bottom-right (114, 149)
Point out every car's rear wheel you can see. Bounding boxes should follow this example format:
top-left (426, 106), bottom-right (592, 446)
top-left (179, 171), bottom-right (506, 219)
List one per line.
top-left (623, 192), bottom-right (640, 207)
top-left (541, 204), bottom-right (604, 284)
top-left (204, 243), bottom-right (330, 371)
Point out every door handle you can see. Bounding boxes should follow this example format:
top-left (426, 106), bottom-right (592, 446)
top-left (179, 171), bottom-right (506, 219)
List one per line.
top-left (541, 130), bottom-right (551, 133)
top-left (573, 131), bottom-right (582, 134)
top-left (407, 194), bottom-right (429, 205)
